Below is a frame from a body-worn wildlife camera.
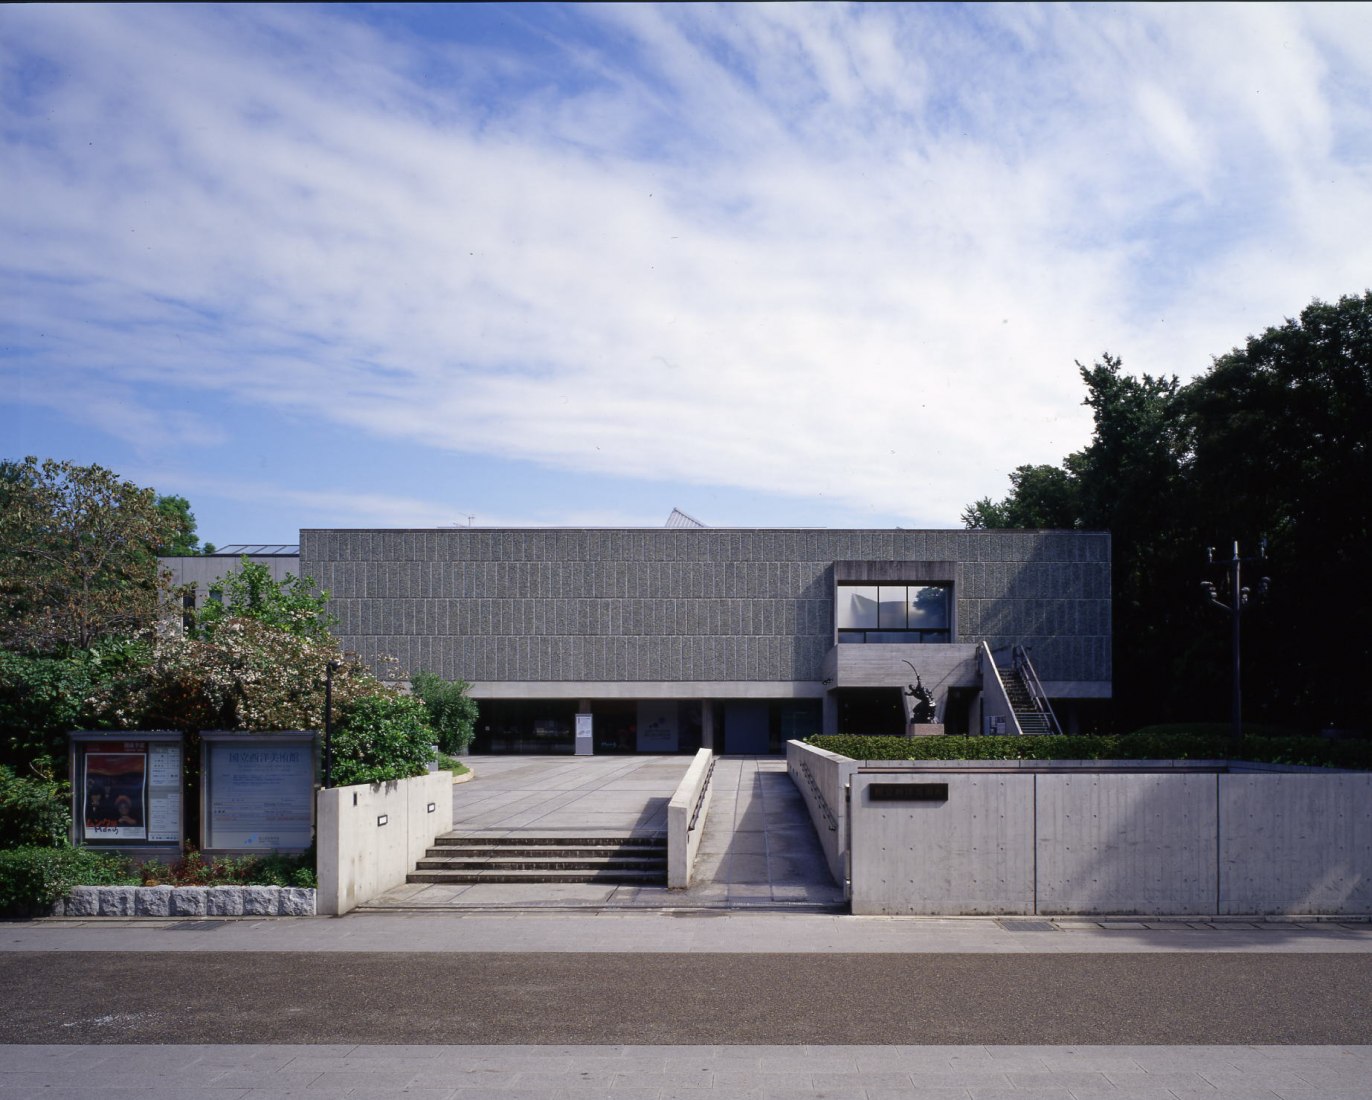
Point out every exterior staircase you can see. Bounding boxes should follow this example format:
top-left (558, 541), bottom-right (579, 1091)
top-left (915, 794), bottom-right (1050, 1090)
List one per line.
top-left (1003, 670), bottom-right (1056, 735)
top-left (407, 834), bottom-right (667, 886)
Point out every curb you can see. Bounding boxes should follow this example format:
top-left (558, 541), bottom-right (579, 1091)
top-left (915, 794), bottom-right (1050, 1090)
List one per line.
top-left (52, 884), bottom-right (316, 918)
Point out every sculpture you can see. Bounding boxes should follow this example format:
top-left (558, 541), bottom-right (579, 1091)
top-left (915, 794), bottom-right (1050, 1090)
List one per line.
top-left (903, 661), bottom-right (937, 723)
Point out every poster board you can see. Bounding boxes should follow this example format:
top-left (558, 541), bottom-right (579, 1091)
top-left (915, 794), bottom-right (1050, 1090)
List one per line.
top-left (69, 732), bottom-right (183, 851)
top-left (636, 701), bottom-right (679, 752)
top-left (201, 731), bottom-right (317, 854)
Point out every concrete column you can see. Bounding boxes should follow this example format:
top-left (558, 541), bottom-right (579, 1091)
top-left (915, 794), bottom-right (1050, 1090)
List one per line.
top-left (701, 700), bottom-right (716, 751)
top-left (822, 691), bottom-right (838, 734)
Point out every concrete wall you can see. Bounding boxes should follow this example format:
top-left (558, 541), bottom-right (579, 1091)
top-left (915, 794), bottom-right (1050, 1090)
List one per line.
top-left (850, 771), bottom-right (1035, 915)
top-left (160, 554), bottom-right (300, 609)
top-left (316, 771), bottom-right (454, 916)
top-left (818, 762), bottom-right (1372, 916)
top-left (300, 528), bottom-right (1111, 694)
top-left (786, 740), bottom-right (856, 888)
top-left (1220, 774), bottom-right (1372, 915)
top-left (667, 749), bottom-right (716, 889)
top-left (1035, 773), bottom-right (1218, 915)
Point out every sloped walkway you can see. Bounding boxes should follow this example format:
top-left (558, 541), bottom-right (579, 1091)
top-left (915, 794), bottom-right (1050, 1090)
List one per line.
top-left (363, 755), bottom-right (844, 911)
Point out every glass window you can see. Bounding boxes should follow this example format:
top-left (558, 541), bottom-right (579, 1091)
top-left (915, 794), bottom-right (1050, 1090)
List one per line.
top-left (908, 585), bottom-right (949, 630)
top-left (878, 587), bottom-right (908, 629)
top-left (836, 581), bottom-right (952, 643)
top-left (837, 585), bottom-right (879, 630)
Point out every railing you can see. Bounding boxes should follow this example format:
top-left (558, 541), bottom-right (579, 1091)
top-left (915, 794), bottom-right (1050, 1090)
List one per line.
top-left (977, 641), bottom-right (1023, 735)
top-left (667, 748), bottom-right (716, 889)
top-left (1012, 644), bottom-right (1063, 736)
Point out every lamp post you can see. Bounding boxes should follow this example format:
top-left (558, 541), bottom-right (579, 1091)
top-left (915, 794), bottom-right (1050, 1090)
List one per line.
top-left (1201, 540), bottom-right (1270, 742)
top-left (323, 659), bottom-right (340, 788)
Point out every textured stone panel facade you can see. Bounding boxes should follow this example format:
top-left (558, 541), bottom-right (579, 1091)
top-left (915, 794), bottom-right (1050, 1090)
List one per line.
top-left (302, 529), bottom-right (1110, 687)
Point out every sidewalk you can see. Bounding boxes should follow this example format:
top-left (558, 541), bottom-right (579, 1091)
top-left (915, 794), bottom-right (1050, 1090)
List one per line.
top-left (8, 910), bottom-right (1372, 953)
top-left (4, 1042), bottom-right (1372, 1099)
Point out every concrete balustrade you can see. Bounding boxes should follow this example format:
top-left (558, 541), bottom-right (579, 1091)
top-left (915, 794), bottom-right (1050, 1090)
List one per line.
top-left (667, 748), bottom-right (716, 889)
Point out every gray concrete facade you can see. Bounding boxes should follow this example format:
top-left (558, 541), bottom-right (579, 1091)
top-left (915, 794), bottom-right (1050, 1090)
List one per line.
top-left (302, 528), bottom-right (1110, 743)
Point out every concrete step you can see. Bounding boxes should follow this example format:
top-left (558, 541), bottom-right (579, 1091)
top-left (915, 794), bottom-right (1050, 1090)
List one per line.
top-left (408, 868), bottom-right (665, 885)
top-left (411, 832), bottom-right (668, 886)
top-left (425, 844), bottom-right (666, 861)
top-left (416, 856), bottom-right (666, 871)
top-left (433, 835), bottom-right (664, 849)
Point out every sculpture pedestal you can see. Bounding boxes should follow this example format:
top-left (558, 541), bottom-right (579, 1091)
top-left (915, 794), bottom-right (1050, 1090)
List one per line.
top-left (907, 723), bottom-right (945, 738)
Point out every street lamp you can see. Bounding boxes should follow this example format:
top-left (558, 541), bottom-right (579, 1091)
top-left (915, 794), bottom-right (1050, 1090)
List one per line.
top-left (1201, 540), bottom-right (1270, 742)
top-left (323, 659), bottom-right (340, 788)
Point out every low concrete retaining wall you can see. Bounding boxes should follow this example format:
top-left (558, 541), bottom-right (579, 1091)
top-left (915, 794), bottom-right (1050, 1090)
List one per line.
top-left (786, 740), bottom-right (855, 891)
top-left (54, 885), bottom-right (315, 917)
top-left (316, 770), bottom-right (454, 916)
top-left (841, 762), bottom-right (1372, 916)
top-left (668, 749), bottom-right (716, 889)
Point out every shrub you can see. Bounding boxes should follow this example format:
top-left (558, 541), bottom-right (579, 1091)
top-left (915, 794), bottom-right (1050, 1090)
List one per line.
top-left (0, 846), bottom-right (135, 916)
top-left (0, 765), bottom-right (70, 849)
top-left (410, 671), bottom-right (478, 754)
top-left (137, 848), bottom-right (316, 889)
top-left (434, 752), bottom-right (470, 777)
top-left (804, 731), bottom-right (1372, 769)
top-left (331, 694), bottom-right (434, 785)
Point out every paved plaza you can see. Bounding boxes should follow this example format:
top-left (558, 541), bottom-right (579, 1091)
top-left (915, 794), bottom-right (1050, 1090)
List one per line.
top-left (367, 755), bottom-right (844, 910)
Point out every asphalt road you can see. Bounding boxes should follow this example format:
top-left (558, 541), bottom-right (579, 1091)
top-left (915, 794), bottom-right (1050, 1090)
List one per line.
top-left (4, 952), bottom-right (1371, 1045)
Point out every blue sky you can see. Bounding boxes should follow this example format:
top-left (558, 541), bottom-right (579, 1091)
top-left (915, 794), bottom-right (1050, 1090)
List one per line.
top-left (4, 3), bottom-right (1371, 545)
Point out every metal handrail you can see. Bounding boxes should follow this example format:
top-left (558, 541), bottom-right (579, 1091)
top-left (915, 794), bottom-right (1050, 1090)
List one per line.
top-left (1012, 644), bottom-right (1063, 735)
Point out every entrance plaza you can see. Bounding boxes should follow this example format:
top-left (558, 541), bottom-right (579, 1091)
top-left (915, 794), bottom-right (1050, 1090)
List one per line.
top-left (366, 755), bottom-right (845, 910)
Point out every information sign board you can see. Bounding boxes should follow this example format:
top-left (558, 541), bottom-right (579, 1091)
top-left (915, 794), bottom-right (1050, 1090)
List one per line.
top-left (202, 732), bottom-right (316, 853)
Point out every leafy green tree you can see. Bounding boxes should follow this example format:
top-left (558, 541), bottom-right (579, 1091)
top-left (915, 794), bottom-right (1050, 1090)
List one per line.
top-left (194, 559), bottom-right (335, 642)
top-left (1183, 292), bottom-right (1372, 724)
top-left (0, 457), bottom-right (177, 653)
top-left (965, 294), bottom-right (1372, 730)
top-left (962, 464), bottom-right (1079, 529)
top-left (154, 494), bottom-right (214, 555)
top-left (410, 671), bottom-right (478, 754)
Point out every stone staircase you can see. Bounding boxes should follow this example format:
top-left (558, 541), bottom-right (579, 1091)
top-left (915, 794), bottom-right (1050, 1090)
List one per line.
top-left (407, 834), bottom-right (667, 886)
top-left (1002, 669), bottom-right (1057, 735)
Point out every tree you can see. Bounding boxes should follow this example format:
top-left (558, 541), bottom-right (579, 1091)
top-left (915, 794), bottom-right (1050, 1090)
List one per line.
top-left (961, 464), bottom-right (1079, 529)
top-left (964, 294), bottom-right (1372, 730)
top-left (1182, 292), bottom-right (1372, 725)
top-left (410, 671), bottom-right (479, 754)
top-left (154, 495), bottom-right (214, 555)
top-left (194, 559), bottom-right (335, 642)
top-left (89, 617), bottom-right (393, 734)
top-left (0, 458), bottom-right (177, 654)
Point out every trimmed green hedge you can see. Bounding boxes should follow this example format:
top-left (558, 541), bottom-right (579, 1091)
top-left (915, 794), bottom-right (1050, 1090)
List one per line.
top-left (805, 731), bottom-right (1372, 769)
top-left (0, 846), bottom-right (136, 917)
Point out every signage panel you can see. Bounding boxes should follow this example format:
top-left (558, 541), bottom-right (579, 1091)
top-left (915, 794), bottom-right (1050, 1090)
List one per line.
top-left (202, 733), bottom-right (316, 852)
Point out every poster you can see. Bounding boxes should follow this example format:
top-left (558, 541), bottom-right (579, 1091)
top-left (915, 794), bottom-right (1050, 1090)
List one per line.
top-left (146, 743), bottom-right (183, 843)
top-left (636, 701), bottom-right (679, 752)
top-left (83, 750), bottom-right (147, 841)
top-left (206, 740), bottom-right (314, 850)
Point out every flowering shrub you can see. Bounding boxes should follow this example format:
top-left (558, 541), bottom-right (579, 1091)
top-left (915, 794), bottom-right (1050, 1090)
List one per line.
top-left (88, 616), bottom-right (396, 733)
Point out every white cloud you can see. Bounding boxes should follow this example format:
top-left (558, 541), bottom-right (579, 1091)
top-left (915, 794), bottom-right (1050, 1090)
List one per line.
top-left (3, 3), bottom-right (1371, 527)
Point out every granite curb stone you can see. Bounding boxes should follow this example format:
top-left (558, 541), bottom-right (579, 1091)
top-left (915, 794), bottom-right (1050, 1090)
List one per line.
top-left (51, 884), bottom-right (315, 917)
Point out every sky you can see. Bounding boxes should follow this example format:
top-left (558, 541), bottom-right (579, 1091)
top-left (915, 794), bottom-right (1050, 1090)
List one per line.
top-left (3, 3), bottom-right (1372, 545)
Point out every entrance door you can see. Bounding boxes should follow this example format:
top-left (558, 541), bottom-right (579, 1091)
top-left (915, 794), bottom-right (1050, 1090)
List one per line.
top-left (723, 701), bottom-right (770, 754)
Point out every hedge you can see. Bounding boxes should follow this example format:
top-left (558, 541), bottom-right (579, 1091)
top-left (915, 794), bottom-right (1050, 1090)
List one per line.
top-left (805, 731), bottom-right (1372, 769)
top-left (0, 846), bottom-right (136, 917)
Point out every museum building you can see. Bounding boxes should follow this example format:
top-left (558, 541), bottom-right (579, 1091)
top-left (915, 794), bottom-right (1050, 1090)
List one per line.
top-left (296, 521), bottom-right (1112, 755)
